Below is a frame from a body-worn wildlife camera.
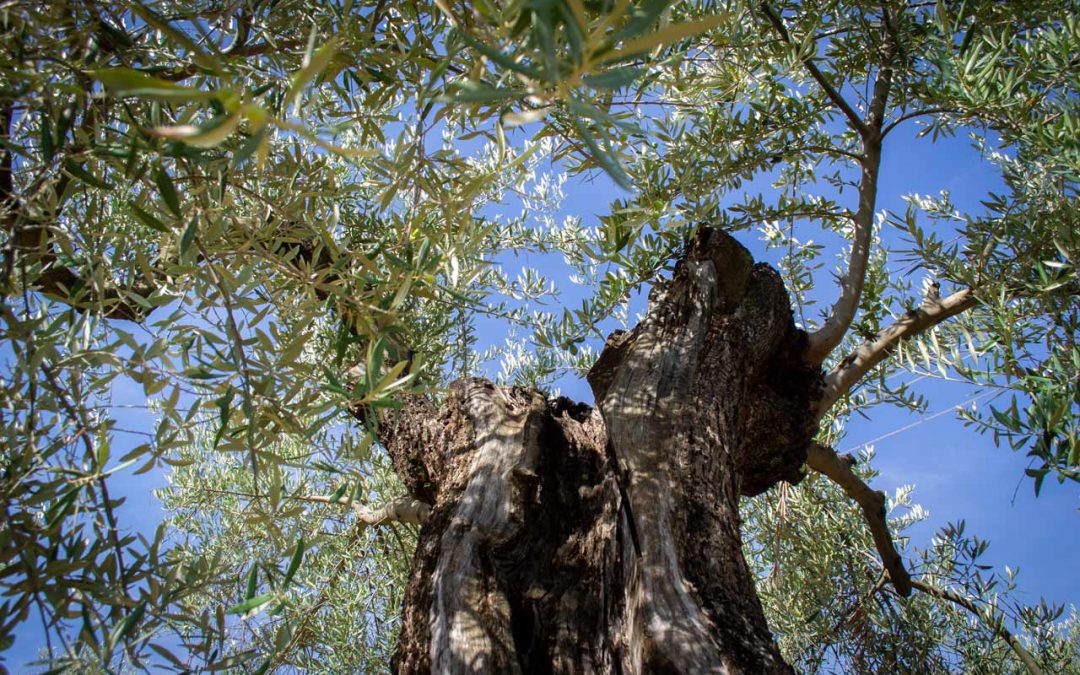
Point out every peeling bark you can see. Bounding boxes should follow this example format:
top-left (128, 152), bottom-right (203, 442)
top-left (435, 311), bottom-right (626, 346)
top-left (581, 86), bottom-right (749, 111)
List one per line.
top-left (380, 229), bottom-right (823, 673)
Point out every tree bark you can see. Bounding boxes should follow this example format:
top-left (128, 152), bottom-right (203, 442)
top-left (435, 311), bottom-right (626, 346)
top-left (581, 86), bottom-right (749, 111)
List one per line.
top-left (378, 229), bottom-right (822, 673)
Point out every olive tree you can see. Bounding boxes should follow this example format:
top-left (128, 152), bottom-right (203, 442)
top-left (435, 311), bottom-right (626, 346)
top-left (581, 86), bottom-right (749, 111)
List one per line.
top-left (0, 0), bottom-right (1076, 672)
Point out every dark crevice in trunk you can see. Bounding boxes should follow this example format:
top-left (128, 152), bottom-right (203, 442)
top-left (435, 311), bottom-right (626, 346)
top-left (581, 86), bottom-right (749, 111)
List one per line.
top-left (500, 401), bottom-right (624, 673)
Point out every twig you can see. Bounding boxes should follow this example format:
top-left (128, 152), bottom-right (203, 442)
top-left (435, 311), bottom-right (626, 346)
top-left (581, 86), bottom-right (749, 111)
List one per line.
top-left (292, 493), bottom-right (431, 525)
top-left (195, 240), bottom-right (260, 483)
top-left (198, 487), bottom-right (431, 526)
top-left (881, 107), bottom-right (958, 138)
top-left (910, 579), bottom-right (1044, 675)
top-left (758, 2), bottom-right (869, 136)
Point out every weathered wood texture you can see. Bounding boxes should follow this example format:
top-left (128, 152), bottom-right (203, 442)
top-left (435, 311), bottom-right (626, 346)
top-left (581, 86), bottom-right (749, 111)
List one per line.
top-left (380, 229), bottom-right (822, 674)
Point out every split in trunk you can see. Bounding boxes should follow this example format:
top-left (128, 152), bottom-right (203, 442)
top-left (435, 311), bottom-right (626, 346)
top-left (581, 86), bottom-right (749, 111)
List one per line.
top-left (378, 229), bottom-right (823, 673)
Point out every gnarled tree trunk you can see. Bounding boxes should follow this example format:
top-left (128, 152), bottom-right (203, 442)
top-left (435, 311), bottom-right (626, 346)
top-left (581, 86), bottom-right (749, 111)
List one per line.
top-left (378, 229), bottom-right (822, 673)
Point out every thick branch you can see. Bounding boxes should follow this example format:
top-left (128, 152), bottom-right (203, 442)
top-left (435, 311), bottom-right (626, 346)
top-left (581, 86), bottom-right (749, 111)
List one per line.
top-left (866, 29), bottom-right (897, 133)
top-left (2, 88), bottom-right (343, 323)
top-left (804, 145), bottom-right (879, 364)
top-left (8, 205), bottom-right (354, 323)
top-left (910, 579), bottom-right (1044, 675)
top-left (805, 443), bottom-right (911, 596)
top-left (36, 262), bottom-right (157, 321)
top-left (804, 14), bottom-right (899, 364)
top-left (2, 126), bottom-right (157, 319)
top-left (0, 102), bottom-right (12, 209)
top-left (816, 288), bottom-right (977, 415)
top-left (11, 201), bottom-right (157, 320)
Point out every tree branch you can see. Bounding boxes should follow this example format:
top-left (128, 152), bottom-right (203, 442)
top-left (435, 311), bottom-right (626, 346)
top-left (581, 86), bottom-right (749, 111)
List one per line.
top-left (910, 579), bottom-right (1044, 675)
top-left (268, 518), bottom-right (366, 669)
top-left (759, 2), bottom-right (869, 136)
top-left (8, 192), bottom-right (156, 320)
top-left (199, 487), bottom-right (431, 526)
top-left (0, 101), bottom-right (13, 211)
top-left (816, 288), bottom-right (977, 416)
top-left (866, 22), bottom-right (897, 133)
top-left (288, 493), bottom-right (431, 526)
top-left (6, 195), bottom-right (351, 323)
top-left (881, 107), bottom-right (958, 138)
top-left (806, 442), bottom-right (912, 596)
top-left (804, 142), bottom-right (880, 364)
top-left (1, 98), bottom-right (158, 320)
top-left (35, 262), bottom-right (157, 321)
top-left (804, 16), bottom-right (899, 364)
top-left (38, 363), bottom-right (134, 626)
top-left (197, 484), bottom-right (429, 668)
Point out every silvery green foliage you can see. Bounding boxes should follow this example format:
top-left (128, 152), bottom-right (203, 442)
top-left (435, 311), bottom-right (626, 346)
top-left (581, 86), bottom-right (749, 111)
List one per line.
top-left (157, 429), bottom-right (414, 673)
top-left (742, 448), bottom-right (1080, 674)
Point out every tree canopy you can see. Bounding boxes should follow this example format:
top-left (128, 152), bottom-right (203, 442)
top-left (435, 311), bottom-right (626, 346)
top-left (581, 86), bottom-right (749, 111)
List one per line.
top-left (0, 0), bottom-right (1077, 671)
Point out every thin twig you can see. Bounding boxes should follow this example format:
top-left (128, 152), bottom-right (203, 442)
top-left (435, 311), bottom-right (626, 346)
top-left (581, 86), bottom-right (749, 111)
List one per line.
top-left (195, 240), bottom-right (260, 483)
top-left (909, 579), bottom-right (1044, 675)
top-left (198, 487), bottom-right (431, 526)
top-left (759, 2), bottom-right (869, 136)
top-left (881, 107), bottom-right (959, 138)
